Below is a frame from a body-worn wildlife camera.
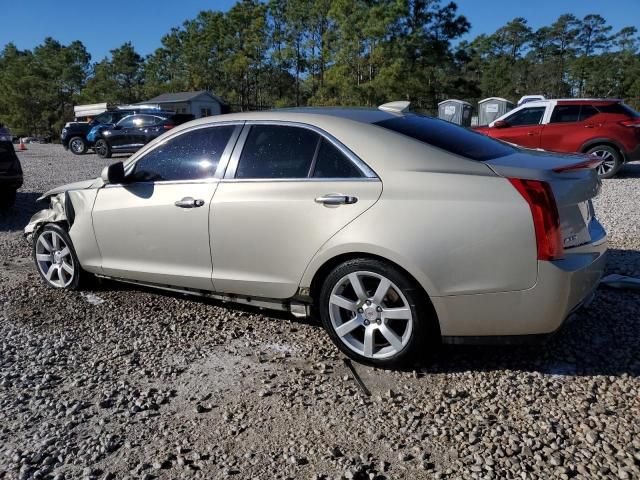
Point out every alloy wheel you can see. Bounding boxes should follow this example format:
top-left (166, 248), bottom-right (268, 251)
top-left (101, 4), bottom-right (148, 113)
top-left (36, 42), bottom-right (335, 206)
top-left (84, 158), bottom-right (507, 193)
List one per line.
top-left (591, 149), bottom-right (616, 176)
top-left (35, 230), bottom-right (75, 288)
top-left (95, 140), bottom-right (107, 157)
top-left (70, 138), bottom-right (84, 154)
top-left (328, 271), bottom-right (413, 360)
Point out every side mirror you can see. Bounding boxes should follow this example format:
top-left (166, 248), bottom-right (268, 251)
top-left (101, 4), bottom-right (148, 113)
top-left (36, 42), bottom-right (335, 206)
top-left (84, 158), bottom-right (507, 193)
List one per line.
top-left (101, 162), bottom-right (126, 184)
top-left (493, 120), bottom-right (509, 129)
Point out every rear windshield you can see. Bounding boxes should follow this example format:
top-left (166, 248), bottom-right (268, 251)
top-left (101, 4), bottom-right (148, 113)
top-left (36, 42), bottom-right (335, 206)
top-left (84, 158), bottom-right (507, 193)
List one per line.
top-left (374, 115), bottom-right (516, 161)
top-left (596, 103), bottom-right (640, 118)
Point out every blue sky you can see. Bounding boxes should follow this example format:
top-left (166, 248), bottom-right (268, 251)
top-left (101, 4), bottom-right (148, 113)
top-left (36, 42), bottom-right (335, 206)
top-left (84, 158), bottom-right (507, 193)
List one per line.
top-left (1, 0), bottom-right (638, 61)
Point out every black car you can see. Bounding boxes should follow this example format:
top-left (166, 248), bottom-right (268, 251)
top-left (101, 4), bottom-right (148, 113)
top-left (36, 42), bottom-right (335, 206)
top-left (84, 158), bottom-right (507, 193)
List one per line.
top-left (61, 108), bottom-right (173, 155)
top-left (93, 113), bottom-right (195, 158)
top-left (0, 141), bottom-right (23, 207)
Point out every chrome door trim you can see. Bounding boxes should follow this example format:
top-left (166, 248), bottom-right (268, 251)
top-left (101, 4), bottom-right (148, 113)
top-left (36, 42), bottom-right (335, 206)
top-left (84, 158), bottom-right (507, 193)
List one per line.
top-left (222, 120), bottom-right (379, 180)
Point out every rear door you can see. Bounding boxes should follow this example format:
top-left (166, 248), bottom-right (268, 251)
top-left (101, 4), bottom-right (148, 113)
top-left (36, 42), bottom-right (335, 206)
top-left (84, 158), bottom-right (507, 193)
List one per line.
top-left (491, 106), bottom-right (546, 148)
top-left (209, 122), bottom-right (382, 299)
top-left (540, 104), bottom-right (600, 153)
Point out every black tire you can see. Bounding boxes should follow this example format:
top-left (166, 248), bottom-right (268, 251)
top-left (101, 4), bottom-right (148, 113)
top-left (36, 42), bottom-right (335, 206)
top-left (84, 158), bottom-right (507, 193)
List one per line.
top-left (318, 258), bottom-right (437, 368)
top-left (33, 223), bottom-right (88, 290)
top-left (94, 139), bottom-right (112, 159)
top-left (0, 189), bottom-right (17, 208)
top-left (586, 145), bottom-right (622, 179)
top-left (69, 136), bottom-right (88, 155)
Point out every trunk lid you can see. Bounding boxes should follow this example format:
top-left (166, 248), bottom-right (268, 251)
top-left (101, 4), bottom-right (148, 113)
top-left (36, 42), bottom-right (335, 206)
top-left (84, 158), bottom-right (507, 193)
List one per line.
top-left (485, 149), bottom-right (601, 250)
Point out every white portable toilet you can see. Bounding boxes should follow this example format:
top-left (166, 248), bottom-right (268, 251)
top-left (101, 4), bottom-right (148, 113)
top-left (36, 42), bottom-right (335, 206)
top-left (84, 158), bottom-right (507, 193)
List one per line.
top-left (478, 97), bottom-right (514, 126)
top-left (437, 99), bottom-right (472, 127)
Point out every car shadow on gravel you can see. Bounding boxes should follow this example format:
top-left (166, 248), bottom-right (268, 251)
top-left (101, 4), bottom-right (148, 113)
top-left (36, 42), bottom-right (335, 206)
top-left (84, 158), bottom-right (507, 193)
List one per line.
top-left (612, 162), bottom-right (640, 179)
top-left (65, 248), bottom-right (640, 379)
top-left (0, 191), bottom-right (44, 232)
top-left (422, 248), bottom-right (640, 378)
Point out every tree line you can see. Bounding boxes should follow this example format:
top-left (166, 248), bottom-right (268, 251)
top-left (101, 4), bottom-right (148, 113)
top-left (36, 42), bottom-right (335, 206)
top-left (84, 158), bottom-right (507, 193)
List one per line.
top-left (0, 0), bottom-right (638, 137)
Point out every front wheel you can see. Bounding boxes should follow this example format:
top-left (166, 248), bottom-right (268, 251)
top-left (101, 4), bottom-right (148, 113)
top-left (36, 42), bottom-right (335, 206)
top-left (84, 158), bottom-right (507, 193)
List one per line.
top-left (33, 224), bottom-right (85, 290)
top-left (69, 137), bottom-right (88, 155)
top-left (94, 139), bottom-right (112, 159)
top-left (318, 258), bottom-right (435, 367)
top-left (587, 145), bottom-right (622, 179)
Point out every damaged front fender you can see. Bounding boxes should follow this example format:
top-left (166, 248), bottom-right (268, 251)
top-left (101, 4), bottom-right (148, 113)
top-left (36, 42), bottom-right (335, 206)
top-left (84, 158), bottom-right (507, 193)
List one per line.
top-left (24, 193), bottom-right (67, 242)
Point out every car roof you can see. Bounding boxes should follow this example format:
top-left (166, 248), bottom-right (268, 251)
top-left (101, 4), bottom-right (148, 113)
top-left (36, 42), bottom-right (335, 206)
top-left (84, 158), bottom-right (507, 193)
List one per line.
top-left (273, 107), bottom-right (399, 124)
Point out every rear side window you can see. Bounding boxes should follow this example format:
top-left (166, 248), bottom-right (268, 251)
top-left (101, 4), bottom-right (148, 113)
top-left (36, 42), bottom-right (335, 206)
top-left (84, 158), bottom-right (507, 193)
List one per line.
top-left (312, 139), bottom-right (363, 178)
top-left (374, 115), bottom-right (516, 161)
top-left (131, 126), bottom-right (235, 182)
top-left (236, 125), bottom-right (319, 179)
top-left (550, 105), bottom-right (599, 123)
top-left (550, 105), bottom-right (581, 123)
top-left (505, 107), bottom-right (546, 126)
top-left (596, 103), bottom-right (640, 118)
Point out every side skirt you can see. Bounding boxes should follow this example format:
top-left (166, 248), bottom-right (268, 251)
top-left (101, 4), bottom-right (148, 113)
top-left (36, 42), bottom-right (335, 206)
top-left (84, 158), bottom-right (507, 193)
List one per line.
top-left (94, 274), bottom-right (312, 318)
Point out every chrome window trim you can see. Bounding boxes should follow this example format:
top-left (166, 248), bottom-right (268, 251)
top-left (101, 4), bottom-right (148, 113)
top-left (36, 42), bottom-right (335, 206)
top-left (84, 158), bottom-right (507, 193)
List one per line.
top-left (121, 122), bottom-right (244, 182)
top-left (221, 177), bottom-right (380, 184)
top-left (222, 120), bottom-right (379, 181)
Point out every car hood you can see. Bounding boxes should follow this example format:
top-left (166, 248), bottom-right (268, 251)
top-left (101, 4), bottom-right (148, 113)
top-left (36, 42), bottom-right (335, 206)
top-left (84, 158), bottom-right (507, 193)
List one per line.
top-left (38, 178), bottom-right (103, 201)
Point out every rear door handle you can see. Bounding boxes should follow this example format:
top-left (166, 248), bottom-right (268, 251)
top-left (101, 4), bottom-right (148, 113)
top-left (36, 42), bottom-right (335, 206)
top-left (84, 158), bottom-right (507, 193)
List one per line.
top-left (527, 131), bottom-right (536, 136)
top-left (175, 197), bottom-right (205, 208)
top-left (315, 194), bottom-right (358, 205)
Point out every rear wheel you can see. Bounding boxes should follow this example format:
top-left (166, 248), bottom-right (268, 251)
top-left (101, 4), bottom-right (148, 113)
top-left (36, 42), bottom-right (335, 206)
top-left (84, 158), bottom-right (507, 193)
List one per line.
top-left (587, 145), bottom-right (622, 179)
top-left (33, 224), bottom-right (85, 290)
top-left (94, 139), bottom-right (112, 159)
top-left (69, 137), bottom-right (88, 155)
top-left (318, 258), bottom-right (435, 367)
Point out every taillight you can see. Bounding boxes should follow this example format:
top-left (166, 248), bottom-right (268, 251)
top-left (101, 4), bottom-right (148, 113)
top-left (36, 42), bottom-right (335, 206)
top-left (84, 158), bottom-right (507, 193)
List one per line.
top-left (553, 158), bottom-right (603, 173)
top-left (619, 119), bottom-right (640, 127)
top-left (509, 178), bottom-right (563, 261)
top-left (163, 124), bottom-right (175, 130)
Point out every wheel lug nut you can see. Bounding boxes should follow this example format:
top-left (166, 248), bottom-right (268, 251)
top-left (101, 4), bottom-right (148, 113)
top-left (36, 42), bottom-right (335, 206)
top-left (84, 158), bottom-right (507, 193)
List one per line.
top-left (366, 300), bottom-right (371, 305)
top-left (363, 319), bottom-right (370, 326)
top-left (357, 308), bottom-right (363, 313)
top-left (376, 306), bottom-right (382, 312)
top-left (376, 319), bottom-right (381, 325)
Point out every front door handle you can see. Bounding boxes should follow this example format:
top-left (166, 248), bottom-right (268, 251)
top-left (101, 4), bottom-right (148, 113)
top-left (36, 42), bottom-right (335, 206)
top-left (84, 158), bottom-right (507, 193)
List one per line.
top-left (527, 131), bottom-right (536, 136)
top-left (175, 197), bottom-right (205, 208)
top-left (315, 194), bottom-right (358, 205)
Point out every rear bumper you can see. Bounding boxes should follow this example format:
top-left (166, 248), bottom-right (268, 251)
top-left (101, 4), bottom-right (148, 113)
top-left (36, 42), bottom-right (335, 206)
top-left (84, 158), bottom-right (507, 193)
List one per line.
top-left (435, 222), bottom-right (607, 343)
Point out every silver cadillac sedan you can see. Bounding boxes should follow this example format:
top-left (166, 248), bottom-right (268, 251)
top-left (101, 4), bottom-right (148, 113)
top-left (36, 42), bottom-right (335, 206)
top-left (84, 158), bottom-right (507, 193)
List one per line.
top-left (25, 102), bottom-right (607, 367)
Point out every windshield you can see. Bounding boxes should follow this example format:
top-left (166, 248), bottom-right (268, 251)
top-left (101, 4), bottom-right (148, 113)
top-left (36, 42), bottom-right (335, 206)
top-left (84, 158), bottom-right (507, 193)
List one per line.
top-left (374, 115), bottom-right (517, 161)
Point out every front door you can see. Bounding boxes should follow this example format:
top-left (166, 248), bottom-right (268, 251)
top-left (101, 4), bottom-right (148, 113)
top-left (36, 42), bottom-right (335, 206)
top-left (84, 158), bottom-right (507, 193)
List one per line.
top-left (210, 123), bottom-right (383, 299)
top-left (490, 106), bottom-right (546, 148)
top-left (91, 124), bottom-right (240, 290)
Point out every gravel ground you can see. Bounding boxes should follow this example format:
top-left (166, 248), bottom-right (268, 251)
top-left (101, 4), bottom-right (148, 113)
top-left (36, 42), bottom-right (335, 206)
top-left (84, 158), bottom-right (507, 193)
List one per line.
top-left (1, 144), bottom-right (639, 480)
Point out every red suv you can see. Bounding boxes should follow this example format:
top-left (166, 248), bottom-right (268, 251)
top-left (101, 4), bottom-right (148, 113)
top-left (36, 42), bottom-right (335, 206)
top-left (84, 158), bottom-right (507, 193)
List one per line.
top-left (474, 99), bottom-right (640, 178)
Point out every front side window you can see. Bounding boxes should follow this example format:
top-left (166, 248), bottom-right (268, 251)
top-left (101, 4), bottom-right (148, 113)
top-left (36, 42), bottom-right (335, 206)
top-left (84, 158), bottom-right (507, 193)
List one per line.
top-left (130, 125), bottom-right (235, 182)
top-left (504, 107), bottom-right (546, 126)
top-left (235, 125), bottom-right (319, 179)
top-left (117, 116), bottom-right (137, 128)
top-left (375, 115), bottom-right (516, 161)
